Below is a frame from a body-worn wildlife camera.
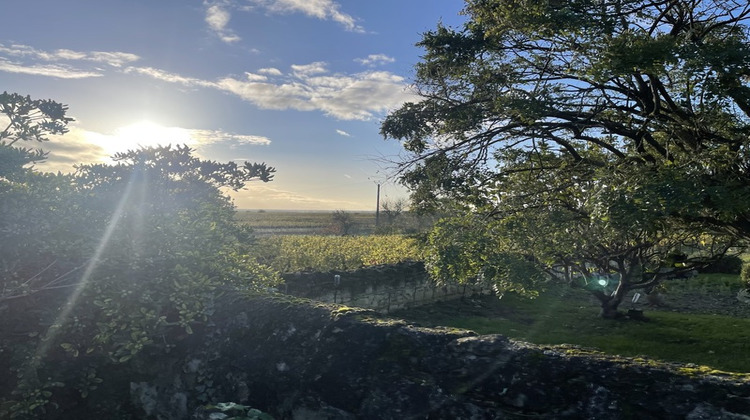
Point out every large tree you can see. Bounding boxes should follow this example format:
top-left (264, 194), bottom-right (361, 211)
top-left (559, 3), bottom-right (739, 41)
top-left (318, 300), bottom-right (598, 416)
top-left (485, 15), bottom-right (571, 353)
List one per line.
top-left (381, 0), bottom-right (750, 315)
top-left (422, 145), bottom-right (737, 317)
top-left (382, 0), bottom-right (750, 239)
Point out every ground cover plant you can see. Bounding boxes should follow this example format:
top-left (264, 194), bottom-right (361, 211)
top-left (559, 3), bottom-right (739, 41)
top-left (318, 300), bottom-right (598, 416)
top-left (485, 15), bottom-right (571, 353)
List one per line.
top-left (252, 234), bottom-right (422, 272)
top-left (393, 273), bottom-right (750, 373)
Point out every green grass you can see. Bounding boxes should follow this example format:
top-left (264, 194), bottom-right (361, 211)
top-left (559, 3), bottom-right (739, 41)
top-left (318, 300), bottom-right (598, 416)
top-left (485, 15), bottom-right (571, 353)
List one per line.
top-left (393, 277), bottom-right (750, 373)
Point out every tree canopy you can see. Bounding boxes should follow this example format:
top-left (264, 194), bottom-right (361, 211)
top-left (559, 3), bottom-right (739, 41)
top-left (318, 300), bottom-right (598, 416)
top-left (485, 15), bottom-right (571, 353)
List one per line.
top-left (1, 91), bottom-right (73, 180)
top-left (381, 0), bottom-right (749, 315)
top-left (382, 0), bottom-right (750, 240)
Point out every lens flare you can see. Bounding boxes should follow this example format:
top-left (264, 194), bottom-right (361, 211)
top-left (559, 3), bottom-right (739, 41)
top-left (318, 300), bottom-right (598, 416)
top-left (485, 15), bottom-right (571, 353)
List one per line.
top-left (34, 170), bottom-right (140, 362)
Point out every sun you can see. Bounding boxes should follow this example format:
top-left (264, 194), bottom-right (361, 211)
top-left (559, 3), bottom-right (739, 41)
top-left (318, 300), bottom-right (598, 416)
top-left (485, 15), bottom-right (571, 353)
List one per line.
top-left (111, 120), bottom-right (193, 152)
top-left (81, 120), bottom-right (199, 165)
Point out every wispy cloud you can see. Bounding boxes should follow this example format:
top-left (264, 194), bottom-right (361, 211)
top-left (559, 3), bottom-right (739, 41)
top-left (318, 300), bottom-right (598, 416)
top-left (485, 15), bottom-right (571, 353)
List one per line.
top-left (336, 129), bottom-right (351, 137)
top-left (191, 129), bottom-right (271, 146)
top-left (0, 43), bottom-right (139, 67)
top-left (123, 66), bottom-right (217, 88)
top-left (0, 43), bottom-right (140, 79)
top-left (290, 62), bottom-right (328, 77)
top-left (259, 67), bottom-right (283, 76)
top-left (246, 0), bottom-right (364, 32)
top-left (355, 54), bottom-right (395, 67)
top-left (0, 59), bottom-right (103, 79)
top-left (130, 62), bottom-right (414, 120)
top-left (244, 72), bottom-right (268, 82)
top-left (204, 2), bottom-right (242, 43)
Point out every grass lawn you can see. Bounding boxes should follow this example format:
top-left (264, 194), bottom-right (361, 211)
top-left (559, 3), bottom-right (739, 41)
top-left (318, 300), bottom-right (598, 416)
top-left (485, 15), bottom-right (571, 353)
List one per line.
top-left (393, 277), bottom-right (750, 373)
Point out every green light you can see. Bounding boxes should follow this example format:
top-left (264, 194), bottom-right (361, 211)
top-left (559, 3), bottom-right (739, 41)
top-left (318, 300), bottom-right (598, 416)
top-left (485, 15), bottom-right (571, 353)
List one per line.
top-left (597, 278), bottom-right (608, 287)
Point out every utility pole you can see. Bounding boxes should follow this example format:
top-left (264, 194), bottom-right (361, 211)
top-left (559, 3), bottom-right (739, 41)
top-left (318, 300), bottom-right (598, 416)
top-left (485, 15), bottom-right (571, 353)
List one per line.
top-left (375, 183), bottom-right (380, 228)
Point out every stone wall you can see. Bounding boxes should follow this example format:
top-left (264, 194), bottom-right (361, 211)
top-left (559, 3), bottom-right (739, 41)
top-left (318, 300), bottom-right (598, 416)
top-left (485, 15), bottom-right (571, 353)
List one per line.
top-left (67, 293), bottom-right (750, 419)
top-left (280, 261), bottom-right (488, 313)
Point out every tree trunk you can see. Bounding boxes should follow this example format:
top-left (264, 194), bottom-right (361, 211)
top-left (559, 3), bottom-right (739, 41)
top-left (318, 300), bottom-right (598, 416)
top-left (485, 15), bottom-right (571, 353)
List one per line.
top-left (599, 297), bottom-right (623, 319)
top-left (594, 281), bottom-right (629, 319)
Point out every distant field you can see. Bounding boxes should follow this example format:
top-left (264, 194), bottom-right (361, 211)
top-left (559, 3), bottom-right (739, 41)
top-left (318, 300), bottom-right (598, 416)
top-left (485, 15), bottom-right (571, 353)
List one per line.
top-left (236, 210), bottom-right (377, 236)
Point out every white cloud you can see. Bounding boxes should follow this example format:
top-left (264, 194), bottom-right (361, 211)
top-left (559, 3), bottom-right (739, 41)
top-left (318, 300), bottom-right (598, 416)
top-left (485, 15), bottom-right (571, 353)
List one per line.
top-left (355, 54), bottom-right (395, 67)
top-left (123, 66), bottom-right (217, 88)
top-left (0, 59), bottom-right (102, 79)
top-left (131, 62), bottom-right (415, 121)
top-left (204, 2), bottom-right (242, 43)
top-left (0, 43), bottom-right (139, 67)
top-left (303, 70), bottom-right (413, 120)
top-left (259, 67), bottom-right (283, 76)
top-left (336, 129), bottom-right (351, 137)
top-left (190, 129), bottom-right (271, 146)
top-left (244, 72), bottom-right (268, 81)
top-left (216, 77), bottom-right (316, 111)
top-left (247, 0), bottom-right (364, 32)
top-left (290, 62), bottom-right (328, 77)
top-left (0, 43), bottom-right (141, 79)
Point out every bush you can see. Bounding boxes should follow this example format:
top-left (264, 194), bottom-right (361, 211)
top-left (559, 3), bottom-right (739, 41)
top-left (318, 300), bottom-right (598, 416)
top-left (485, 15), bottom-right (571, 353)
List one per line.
top-left (741, 262), bottom-right (750, 288)
top-left (1, 145), bottom-right (278, 419)
top-left (701, 255), bottom-right (743, 274)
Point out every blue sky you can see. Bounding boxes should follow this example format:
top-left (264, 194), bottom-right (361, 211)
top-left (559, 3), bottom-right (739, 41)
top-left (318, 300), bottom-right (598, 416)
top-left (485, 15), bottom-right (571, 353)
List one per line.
top-left (1, 0), bottom-right (466, 210)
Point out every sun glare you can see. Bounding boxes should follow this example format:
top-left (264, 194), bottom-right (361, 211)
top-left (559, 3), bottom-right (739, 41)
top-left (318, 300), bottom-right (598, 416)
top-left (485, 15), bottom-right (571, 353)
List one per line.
top-left (87, 120), bottom-right (195, 159)
top-left (113, 120), bottom-right (193, 150)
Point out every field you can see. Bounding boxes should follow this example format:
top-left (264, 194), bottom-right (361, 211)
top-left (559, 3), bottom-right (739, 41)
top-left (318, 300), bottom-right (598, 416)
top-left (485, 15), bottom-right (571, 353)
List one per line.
top-left (252, 234), bottom-right (421, 272)
top-left (236, 210), bottom-right (377, 236)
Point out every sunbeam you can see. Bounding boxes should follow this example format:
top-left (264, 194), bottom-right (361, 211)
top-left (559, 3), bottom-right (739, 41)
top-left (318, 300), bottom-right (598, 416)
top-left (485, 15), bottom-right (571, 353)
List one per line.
top-left (34, 170), bottom-right (141, 362)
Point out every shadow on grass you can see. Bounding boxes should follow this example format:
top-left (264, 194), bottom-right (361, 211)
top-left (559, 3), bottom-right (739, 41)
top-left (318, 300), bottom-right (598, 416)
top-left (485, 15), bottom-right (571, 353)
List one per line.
top-left (392, 283), bottom-right (750, 373)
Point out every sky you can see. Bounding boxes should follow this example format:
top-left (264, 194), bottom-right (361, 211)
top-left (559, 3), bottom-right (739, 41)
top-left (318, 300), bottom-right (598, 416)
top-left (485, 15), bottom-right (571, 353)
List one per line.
top-left (1, 0), bottom-right (467, 210)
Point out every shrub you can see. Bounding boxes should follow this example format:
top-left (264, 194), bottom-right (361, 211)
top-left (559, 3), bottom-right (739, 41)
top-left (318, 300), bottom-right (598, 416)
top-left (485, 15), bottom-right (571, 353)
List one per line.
top-left (701, 255), bottom-right (743, 274)
top-left (741, 262), bottom-right (750, 288)
top-left (1, 146), bottom-right (278, 418)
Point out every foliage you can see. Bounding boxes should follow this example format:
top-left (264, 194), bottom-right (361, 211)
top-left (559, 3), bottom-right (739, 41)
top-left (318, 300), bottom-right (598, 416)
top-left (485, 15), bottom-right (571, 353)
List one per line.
top-left (0, 91), bottom-right (73, 180)
top-left (417, 145), bottom-right (738, 316)
top-left (374, 198), bottom-right (439, 234)
top-left (329, 209), bottom-right (355, 235)
top-left (423, 214), bottom-right (546, 298)
top-left (0, 93), bottom-right (279, 418)
top-left (743, 262), bottom-right (750, 288)
top-left (252, 235), bottom-right (421, 272)
top-left (700, 254), bottom-right (744, 274)
top-left (381, 0), bottom-right (750, 315)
